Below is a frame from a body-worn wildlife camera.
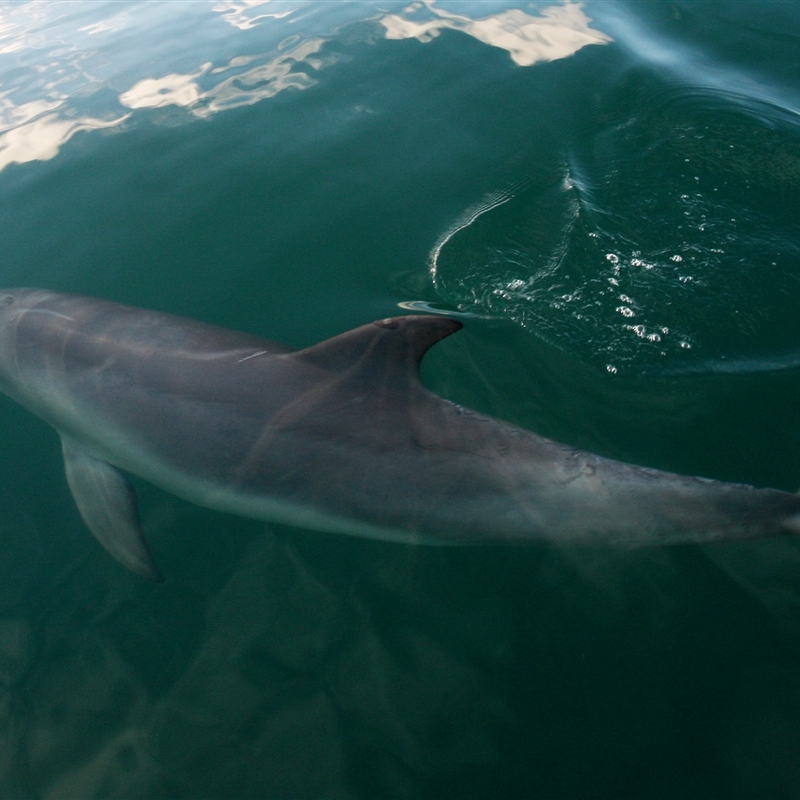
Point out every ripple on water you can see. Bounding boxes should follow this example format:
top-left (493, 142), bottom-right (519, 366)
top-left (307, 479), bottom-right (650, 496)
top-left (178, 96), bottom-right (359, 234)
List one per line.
top-left (431, 84), bottom-right (800, 375)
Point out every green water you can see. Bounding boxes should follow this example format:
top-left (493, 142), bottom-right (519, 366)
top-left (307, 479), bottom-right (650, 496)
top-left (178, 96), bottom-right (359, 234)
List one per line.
top-left (1, 1), bottom-right (800, 797)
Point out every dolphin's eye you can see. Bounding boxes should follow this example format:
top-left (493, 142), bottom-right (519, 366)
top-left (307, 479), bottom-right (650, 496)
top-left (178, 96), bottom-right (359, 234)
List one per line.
top-left (0, 295), bottom-right (13, 307)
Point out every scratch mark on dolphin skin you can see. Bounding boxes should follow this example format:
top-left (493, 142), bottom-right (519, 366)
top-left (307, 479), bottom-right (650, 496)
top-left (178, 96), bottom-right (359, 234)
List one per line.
top-left (26, 309), bottom-right (75, 322)
top-left (237, 350), bottom-right (268, 363)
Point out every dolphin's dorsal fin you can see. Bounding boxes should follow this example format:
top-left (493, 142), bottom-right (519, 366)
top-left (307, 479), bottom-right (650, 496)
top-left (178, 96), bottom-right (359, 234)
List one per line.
top-left (61, 437), bottom-right (163, 582)
top-left (293, 315), bottom-right (463, 382)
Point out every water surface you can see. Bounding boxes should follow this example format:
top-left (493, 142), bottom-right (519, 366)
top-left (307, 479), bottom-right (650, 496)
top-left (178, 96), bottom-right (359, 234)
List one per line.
top-left (0, 2), bottom-right (800, 798)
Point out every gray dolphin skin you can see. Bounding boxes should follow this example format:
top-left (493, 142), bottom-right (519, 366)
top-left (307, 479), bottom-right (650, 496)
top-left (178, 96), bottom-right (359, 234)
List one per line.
top-left (0, 288), bottom-right (798, 582)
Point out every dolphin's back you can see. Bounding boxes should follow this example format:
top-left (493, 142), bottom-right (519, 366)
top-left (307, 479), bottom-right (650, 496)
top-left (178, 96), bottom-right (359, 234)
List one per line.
top-left (0, 290), bottom-right (304, 473)
top-left (0, 291), bottom-right (490, 537)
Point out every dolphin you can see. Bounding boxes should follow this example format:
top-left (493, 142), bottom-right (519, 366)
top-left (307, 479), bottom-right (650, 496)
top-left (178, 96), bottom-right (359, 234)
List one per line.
top-left (0, 288), bottom-right (797, 582)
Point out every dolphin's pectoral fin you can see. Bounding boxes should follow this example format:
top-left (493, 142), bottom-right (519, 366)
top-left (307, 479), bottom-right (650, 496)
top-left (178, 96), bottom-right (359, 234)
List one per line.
top-left (60, 437), bottom-right (163, 582)
top-left (293, 315), bottom-right (463, 382)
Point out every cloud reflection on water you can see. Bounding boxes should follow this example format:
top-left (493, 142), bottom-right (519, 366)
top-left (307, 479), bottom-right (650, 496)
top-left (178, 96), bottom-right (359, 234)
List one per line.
top-left (381, 1), bottom-right (611, 67)
top-left (212, 0), bottom-right (298, 32)
top-left (0, 1), bottom-right (611, 173)
top-left (119, 37), bottom-right (326, 117)
top-left (0, 109), bottom-right (128, 172)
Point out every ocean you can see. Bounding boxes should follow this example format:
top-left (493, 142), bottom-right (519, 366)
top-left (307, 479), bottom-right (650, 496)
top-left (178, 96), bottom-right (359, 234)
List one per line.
top-left (0, 2), bottom-right (799, 797)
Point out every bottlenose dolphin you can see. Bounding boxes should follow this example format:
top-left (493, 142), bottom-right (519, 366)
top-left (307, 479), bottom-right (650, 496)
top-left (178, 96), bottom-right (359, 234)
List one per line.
top-left (0, 288), bottom-right (797, 581)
